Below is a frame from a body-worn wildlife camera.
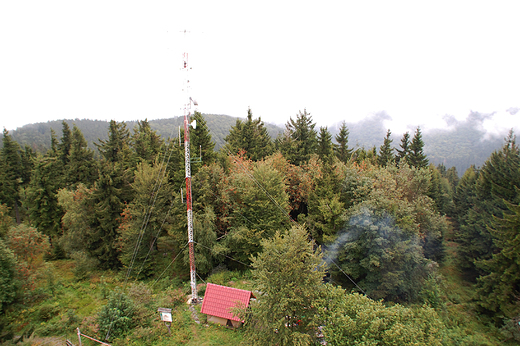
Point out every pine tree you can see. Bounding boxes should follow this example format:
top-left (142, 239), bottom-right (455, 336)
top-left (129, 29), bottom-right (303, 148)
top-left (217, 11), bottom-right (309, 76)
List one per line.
top-left (88, 121), bottom-right (134, 268)
top-left (0, 129), bottom-right (23, 223)
top-left (378, 129), bottom-right (394, 167)
top-left (245, 225), bottom-right (326, 346)
top-left (457, 132), bottom-right (520, 280)
top-left (475, 201), bottom-right (520, 318)
top-left (58, 121), bottom-right (72, 166)
top-left (26, 156), bottom-right (63, 239)
top-left (131, 119), bottom-right (163, 164)
top-left (396, 131), bottom-right (410, 165)
top-left (317, 126), bottom-right (334, 165)
top-left (408, 127), bottom-right (428, 168)
top-left (334, 121), bottom-right (353, 163)
top-left (224, 108), bottom-right (273, 161)
top-left (280, 109), bottom-right (318, 166)
top-left (190, 111), bottom-right (217, 165)
top-left (67, 125), bottom-right (98, 187)
top-left (95, 120), bottom-right (132, 164)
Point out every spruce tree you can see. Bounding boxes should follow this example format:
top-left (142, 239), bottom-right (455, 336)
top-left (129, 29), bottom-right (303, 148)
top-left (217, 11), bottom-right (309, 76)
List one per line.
top-left (457, 132), bottom-right (520, 280)
top-left (476, 201), bottom-right (520, 318)
top-left (58, 121), bottom-right (72, 166)
top-left (408, 127), bottom-right (428, 168)
top-left (334, 121), bottom-right (353, 163)
top-left (26, 156), bottom-right (63, 239)
top-left (67, 125), bottom-right (98, 187)
top-left (317, 126), bottom-right (334, 165)
top-left (190, 111), bottom-right (217, 165)
top-left (396, 131), bottom-right (410, 165)
top-left (224, 108), bottom-right (273, 161)
top-left (0, 129), bottom-right (23, 223)
top-left (378, 129), bottom-right (394, 167)
top-left (280, 109), bottom-right (318, 166)
top-left (131, 119), bottom-right (163, 164)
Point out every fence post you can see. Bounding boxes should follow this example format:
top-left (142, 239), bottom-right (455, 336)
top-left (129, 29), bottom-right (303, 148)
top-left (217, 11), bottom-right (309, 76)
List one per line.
top-left (77, 327), bottom-right (82, 346)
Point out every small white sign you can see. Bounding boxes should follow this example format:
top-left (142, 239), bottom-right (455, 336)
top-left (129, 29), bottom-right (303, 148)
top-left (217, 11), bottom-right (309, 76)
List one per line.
top-left (161, 312), bottom-right (172, 322)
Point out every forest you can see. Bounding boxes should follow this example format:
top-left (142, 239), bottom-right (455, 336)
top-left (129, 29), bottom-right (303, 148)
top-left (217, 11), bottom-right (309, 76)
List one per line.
top-left (0, 109), bottom-right (519, 345)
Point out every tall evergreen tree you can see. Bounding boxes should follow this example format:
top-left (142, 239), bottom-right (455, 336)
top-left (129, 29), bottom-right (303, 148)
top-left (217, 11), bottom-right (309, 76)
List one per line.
top-left (190, 111), bottom-right (217, 165)
top-left (58, 121), bottom-right (73, 166)
top-left (317, 126), bottom-right (334, 165)
top-left (131, 119), bottom-right (163, 164)
top-left (378, 129), bottom-right (394, 167)
top-left (224, 108), bottom-right (273, 161)
top-left (457, 132), bottom-right (520, 279)
top-left (396, 131), bottom-right (410, 165)
top-left (95, 120), bottom-right (132, 164)
top-left (408, 127), bottom-right (428, 168)
top-left (26, 156), bottom-right (63, 239)
top-left (87, 121), bottom-right (134, 268)
top-left (67, 125), bottom-right (98, 187)
top-left (0, 129), bottom-right (23, 223)
top-left (475, 201), bottom-right (520, 318)
top-left (280, 109), bottom-right (318, 166)
top-left (334, 121), bottom-right (353, 163)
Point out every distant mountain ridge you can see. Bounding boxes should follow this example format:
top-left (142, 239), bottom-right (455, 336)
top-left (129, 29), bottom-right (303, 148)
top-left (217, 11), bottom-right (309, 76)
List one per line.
top-left (2, 113), bottom-right (509, 175)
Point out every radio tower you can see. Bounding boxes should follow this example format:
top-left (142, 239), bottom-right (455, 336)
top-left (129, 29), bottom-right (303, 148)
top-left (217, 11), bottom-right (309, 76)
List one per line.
top-left (182, 32), bottom-right (198, 304)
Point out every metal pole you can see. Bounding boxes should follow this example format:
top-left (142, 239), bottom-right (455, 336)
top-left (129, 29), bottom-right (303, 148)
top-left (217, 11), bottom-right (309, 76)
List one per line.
top-left (182, 36), bottom-right (197, 304)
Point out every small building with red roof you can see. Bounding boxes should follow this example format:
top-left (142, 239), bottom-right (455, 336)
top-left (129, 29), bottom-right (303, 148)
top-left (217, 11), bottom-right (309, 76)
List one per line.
top-left (200, 283), bottom-right (255, 328)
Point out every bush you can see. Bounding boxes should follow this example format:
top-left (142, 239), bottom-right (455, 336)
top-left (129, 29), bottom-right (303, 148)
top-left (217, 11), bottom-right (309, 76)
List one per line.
top-left (0, 240), bottom-right (17, 312)
top-left (97, 291), bottom-right (135, 341)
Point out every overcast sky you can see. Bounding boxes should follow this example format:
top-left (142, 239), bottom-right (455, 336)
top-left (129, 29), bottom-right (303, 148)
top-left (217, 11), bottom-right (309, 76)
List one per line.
top-left (1, 1), bottom-right (519, 136)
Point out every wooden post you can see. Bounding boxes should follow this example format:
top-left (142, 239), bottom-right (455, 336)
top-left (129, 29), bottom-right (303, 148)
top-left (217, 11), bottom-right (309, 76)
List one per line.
top-left (77, 328), bottom-right (82, 346)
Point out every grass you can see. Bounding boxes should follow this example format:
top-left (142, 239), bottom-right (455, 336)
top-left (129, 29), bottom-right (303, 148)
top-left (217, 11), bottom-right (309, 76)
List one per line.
top-left (0, 260), bottom-right (250, 345)
top-left (1, 221), bottom-right (517, 345)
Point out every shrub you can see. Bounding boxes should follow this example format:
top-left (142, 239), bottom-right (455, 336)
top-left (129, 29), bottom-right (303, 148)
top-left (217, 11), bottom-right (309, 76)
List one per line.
top-left (97, 291), bottom-right (135, 341)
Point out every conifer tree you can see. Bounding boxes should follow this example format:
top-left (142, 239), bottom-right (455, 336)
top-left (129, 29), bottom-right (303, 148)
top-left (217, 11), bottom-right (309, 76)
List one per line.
top-left (476, 201), bottom-right (520, 318)
top-left (58, 121), bottom-right (72, 166)
top-left (88, 121), bottom-right (134, 268)
top-left (334, 121), bottom-right (353, 163)
top-left (245, 225), bottom-right (326, 346)
top-left (95, 120), bottom-right (132, 164)
top-left (131, 119), bottom-right (163, 164)
top-left (280, 109), bottom-right (317, 166)
top-left (378, 129), bottom-right (394, 167)
top-left (190, 111), bottom-right (217, 165)
top-left (317, 126), bottom-right (334, 165)
top-left (67, 125), bottom-right (98, 187)
top-left (224, 108), bottom-right (273, 161)
top-left (26, 156), bottom-right (63, 239)
top-left (408, 127), bottom-right (428, 168)
top-left (457, 132), bottom-right (520, 280)
top-left (0, 129), bottom-right (23, 223)
top-left (396, 131), bottom-right (410, 165)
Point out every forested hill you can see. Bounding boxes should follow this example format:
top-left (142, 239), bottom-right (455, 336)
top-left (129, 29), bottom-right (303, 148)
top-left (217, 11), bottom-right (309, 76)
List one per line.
top-left (2, 114), bottom-right (283, 154)
top-left (2, 112), bottom-right (509, 175)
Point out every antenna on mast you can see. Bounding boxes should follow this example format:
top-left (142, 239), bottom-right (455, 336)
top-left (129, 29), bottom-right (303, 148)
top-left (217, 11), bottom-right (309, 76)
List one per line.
top-left (182, 30), bottom-right (198, 305)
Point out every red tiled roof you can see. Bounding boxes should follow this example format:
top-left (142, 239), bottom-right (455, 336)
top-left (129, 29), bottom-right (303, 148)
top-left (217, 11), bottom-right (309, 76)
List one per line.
top-left (201, 283), bottom-right (255, 322)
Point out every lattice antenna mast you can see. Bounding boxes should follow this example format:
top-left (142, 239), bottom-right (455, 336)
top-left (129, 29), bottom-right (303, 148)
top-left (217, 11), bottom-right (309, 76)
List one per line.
top-left (182, 31), bottom-right (198, 304)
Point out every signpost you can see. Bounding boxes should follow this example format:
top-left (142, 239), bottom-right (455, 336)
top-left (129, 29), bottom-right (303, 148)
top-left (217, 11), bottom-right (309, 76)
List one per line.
top-left (158, 308), bottom-right (173, 335)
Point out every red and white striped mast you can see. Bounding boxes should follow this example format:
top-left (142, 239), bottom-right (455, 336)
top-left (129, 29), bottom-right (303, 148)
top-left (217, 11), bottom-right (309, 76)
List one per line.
top-left (182, 31), bottom-right (198, 304)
